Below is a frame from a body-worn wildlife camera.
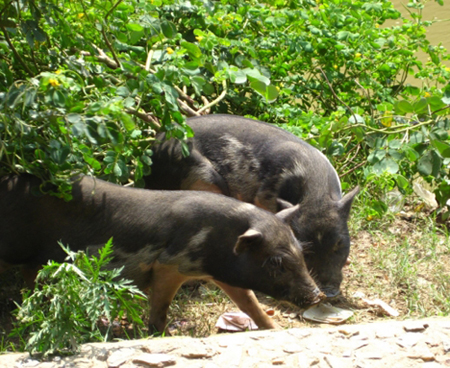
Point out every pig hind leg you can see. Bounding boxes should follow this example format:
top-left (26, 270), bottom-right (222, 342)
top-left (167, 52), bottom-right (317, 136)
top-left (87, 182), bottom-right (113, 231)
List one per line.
top-left (213, 280), bottom-right (280, 330)
top-left (148, 262), bottom-right (191, 334)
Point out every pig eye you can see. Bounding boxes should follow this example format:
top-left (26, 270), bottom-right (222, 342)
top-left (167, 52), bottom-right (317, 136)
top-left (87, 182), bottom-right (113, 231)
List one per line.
top-left (263, 256), bottom-right (286, 272)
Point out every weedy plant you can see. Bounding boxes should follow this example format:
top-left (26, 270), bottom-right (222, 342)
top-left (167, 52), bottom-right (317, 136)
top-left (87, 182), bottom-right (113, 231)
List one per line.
top-left (11, 239), bottom-right (146, 357)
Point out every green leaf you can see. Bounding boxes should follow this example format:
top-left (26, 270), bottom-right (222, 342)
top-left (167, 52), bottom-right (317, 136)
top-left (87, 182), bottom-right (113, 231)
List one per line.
top-left (395, 174), bottom-right (409, 190)
top-left (417, 151), bottom-right (442, 177)
top-left (265, 85), bottom-right (279, 103)
top-left (394, 100), bottom-right (414, 114)
top-left (373, 157), bottom-right (398, 174)
top-left (250, 80), bottom-right (267, 96)
top-left (244, 68), bottom-right (270, 85)
top-left (348, 114), bottom-right (364, 124)
top-left (388, 139), bottom-right (402, 149)
top-left (427, 96), bottom-right (446, 110)
top-left (161, 21), bottom-right (177, 39)
top-left (368, 149), bottom-right (386, 164)
top-left (442, 83), bottom-right (450, 104)
top-left (336, 31), bottom-right (350, 41)
top-left (181, 41), bottom-right (202, 59)
top-left (113, 162), bottom-right (122, 177)
top-left (376, 103), bottom-right (393, 112)
top-left (52, 89), bottom-right (67, 108)
top-left (431, 140), bottom-right (450, 158)
top-left (229, 69), bottom-right (247, 84)
top-left (404, 146), bottom-right (420, 162)
top-left (121, 113), bottom-right (135, 132)
top-left (126, 23), bottom-right (144, 32)
top-left (413, 98), bottom-right (428, 114)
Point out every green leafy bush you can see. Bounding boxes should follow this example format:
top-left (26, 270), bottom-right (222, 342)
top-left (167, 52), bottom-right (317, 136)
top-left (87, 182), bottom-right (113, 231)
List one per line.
top-left (0, 0), bottom-right (449, 216)
top-left (12, 239), bottom-right (146, 357)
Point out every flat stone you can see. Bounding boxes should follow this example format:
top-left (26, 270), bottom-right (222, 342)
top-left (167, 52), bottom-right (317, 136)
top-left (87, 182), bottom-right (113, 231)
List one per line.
top-left (107, 348), bottom-right (137, 368)
top-left (246, 347), bottom-right (259, 357)
top-left (215, 346), bottom-right (242, 367)
top-left (407, 343), bottom-right (435, 362)
top-left (287, 328), bottom-right (311, 339)
top-left (202, 363), bottom-right (220, 368)
top-left (397, 333), bottom-right (423, 348)
top-left (342, 350), bottom-right (352, 358)
top-left (21, 360), bottom-right (40, 367)
top-left (443, 340), bottom-right (450, 353)
top-left (421, 363), bottom-right (443, 368)
top-left (404, 321), bottom-right (429, 332)
top-left (96, 348), bottom-right (109, 362)
top-left (359, 351), bottom-right (383, 360)
top-left (181, 346), bottom-right (215, 359)
top-left (375, 327), bottom-right (398, 339)
top-left (283, 344), bottom-right (303, 354)
top-left (70, 358), bottom-right (96, 368)
top-left (34, 363), bottom-right (58, 368)
top-left (324, 355), bottom-right (351, 368)
top-left (132, 353), bottom-right (176, 367)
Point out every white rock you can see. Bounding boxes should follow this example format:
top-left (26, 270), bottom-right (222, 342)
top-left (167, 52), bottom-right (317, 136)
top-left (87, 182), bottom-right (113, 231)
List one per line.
top-left (404, 321), bottom-right (428, 332)
top-left (107, 348), bottom-right (136, 368)
top-left (132, 353), bottom-right (176, 367)
top-left (397, 333), bottom-right (423, 348)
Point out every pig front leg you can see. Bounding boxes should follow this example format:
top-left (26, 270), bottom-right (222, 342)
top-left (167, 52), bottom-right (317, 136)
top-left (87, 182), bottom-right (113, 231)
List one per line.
top-left (148, 262), bottom-right (190, 335)
top-left (213, 280), bottom-right (280, 330)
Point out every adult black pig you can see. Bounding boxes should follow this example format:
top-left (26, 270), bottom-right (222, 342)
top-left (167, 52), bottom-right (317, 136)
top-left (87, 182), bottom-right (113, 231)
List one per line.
top-left (145, 114), bottom-right (359, 298)
top-left (0, 174), bottom-right (324, 333)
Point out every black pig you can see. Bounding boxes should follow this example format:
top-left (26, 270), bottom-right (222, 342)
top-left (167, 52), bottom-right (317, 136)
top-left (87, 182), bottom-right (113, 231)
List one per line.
top-left (145, 114), bottom-right (359, 298)
top-left (0, 174), bottom-right (324, 333)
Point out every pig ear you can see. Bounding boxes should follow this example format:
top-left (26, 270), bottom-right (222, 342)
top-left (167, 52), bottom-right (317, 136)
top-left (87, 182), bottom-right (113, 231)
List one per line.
top-left (275, 204), bottom-right (300, 223)
top-left (276, 198), bottom-right (295, 211)
top-left (234, 229), bottom-right (263, 255)
top-left (338, 186), bottom-right (360, 217)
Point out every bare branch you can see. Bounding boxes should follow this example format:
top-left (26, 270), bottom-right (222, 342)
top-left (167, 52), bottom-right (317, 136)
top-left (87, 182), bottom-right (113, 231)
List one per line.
top-left (317, 67), bottom-right (358, 124)
top-left (1, 26), bottom-right (34, 77)
top-left (89, 45), bottom-right (119, 69)
top-left (178, 98), bottom-right (200, 117)
top-left (340, 160), bottom-right (366, 178)
top-left (197, 80), bottom-right (227, 114)
top-left (126, 108), bottom-right (161, 130)
top-left (174, 86), bottom-right (197, 105)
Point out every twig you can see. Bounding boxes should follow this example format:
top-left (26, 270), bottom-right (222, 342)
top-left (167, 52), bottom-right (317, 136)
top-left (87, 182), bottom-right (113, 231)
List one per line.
top-left (354, 79), bottom-right (374, 118)
top-left (340, 144), bottom-right (361, 172)
top-left (101, 28), bottom-right (121, 69)
top-left (89, 45), bottom-right (119, 69)
top-left (174, 86), bottom-right (197, 105)
top-left (1, 26), bottom-right (34, 76)
top-left (200, 96), bottom-right (210, 114)
top-left (125, 108), bottom-right (161, 130)
top-left (197, 80), bottom-right (227, 114)
top-left (145, 49), bottom-right (154, 71)
top-left (318, 66), bottom-right (358, 125)
top-left (101, 0), bottom-right (123, 69)
top-left (178, 98), bottom-right (200, 117)
top-left (339, 160), bottom-right (366, 178)
top-left (432, 105), bottom-right (450, 115)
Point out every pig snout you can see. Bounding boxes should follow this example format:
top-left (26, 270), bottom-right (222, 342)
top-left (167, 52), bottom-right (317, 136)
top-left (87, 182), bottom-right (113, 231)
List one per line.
top-left (320, 284), bottom-right (341, 299)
